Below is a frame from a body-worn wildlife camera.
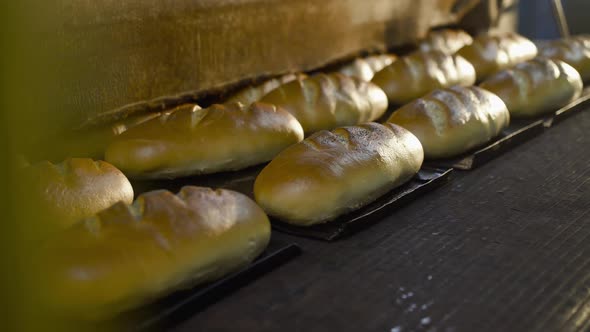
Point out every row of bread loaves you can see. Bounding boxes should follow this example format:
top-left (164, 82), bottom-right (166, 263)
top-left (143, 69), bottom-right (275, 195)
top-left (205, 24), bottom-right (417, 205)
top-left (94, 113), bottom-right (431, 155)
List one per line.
top-left (27, 69), bottom-right (399, 320)
top-left (26, 29), bottom-right (590, 324)
top-left (29, 30), bottom-right (588, 222)
top-left (30, 31), bottom-right (587, 227)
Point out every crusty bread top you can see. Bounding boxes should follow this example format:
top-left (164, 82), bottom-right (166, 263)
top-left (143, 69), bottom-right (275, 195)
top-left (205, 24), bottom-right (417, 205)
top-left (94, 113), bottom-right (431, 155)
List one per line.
top-left (338, 54), bottom-right (397, 81)
top-left (227, 73), bottom-right (307, 105)
top-left (260, 73), bottom-right (388, 134)
top-left (538, 36), bottom-right (590, 60)
top-left (371, 50), bottom-right (476, 104)
top-left (480, 57), bottom-right (582, 93)
top-left (25, 158), bottom-right (134, 229)
top-left (255, 122), bottom-right (423, 189)
top-left (387, 86), bottom-right (510, 159)
top-left (364, 54), bottom-right (397, 73)
top-left (478, 57), bottom-right (583, 117)
top-left (418, 29), bottom-right (473, 55)
top-left (105, 102), bottom-right (304, 178)
top-left (110, 111), bottom-right (172, 136)
top-left (399, 51), bottom-right (475, 85)
top-left (537, 36), bottom-right (590, 80)
top-left (68, 186), bottom-right (267, 241)
top-left (113, 101), bottom-right (303, 144)
top-left (296, 122), bottom-right (421, 165)
top-left (457, 32), bottom-right (538, 80)
top-left (391, 86), bottom-right (509, 132)
top-left (465, 32), bottom-right (537, 62)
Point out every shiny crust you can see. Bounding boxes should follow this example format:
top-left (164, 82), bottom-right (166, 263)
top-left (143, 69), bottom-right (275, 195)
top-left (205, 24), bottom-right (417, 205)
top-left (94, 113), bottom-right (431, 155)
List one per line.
top-left (457, 32), bottom-right (538, 81)
top-left (109, 110), bottom-right (170, 136)
top-left (227, 73), bottom-right (307, 105)
top-left (537, 35), bottom-right (590, 82)
top-left (25, 158), bottom-right (134, 229)
top-left (371, 50), bottom-right (476, 105)
top-left (254, 123), bottom-right (424, 226)
top-left (259, 73), bottom-right (388, 135)
top-left (338, 54), bottom-right (397, 81)
top-left (480, 58), bottom-right (583, 117)
top-left (41, 186), bottom-right (271, 320)
top-left (105, 102), bottom-right (304, 179)
top-left (387, 86), bottom-right (510, 159)
top-left (418, 29), bottom-right (473, 55)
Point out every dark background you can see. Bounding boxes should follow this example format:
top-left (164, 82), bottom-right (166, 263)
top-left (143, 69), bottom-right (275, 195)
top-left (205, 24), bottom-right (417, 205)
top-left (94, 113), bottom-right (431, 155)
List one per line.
top-left (519, 0), bottom-right (590, 38)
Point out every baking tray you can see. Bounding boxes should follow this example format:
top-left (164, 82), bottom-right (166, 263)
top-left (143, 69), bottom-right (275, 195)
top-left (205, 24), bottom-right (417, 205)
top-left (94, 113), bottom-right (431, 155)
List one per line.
top-left (98, 240), bottom-right (301, 332)
top-left (425, 119), bottom-right (546, 170)
top-left (543, 90), bottom-right (590, 128)
top-left (133, 166), bottom-right (452, 241)
top-left (131, 164), bottom-right (265, 199)
top-left (270, 167), bottom-right (452, 241)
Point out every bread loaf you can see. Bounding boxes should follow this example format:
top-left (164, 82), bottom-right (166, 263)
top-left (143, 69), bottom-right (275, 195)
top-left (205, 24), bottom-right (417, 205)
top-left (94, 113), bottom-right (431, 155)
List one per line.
top-left (227, 73), bottom-right (307, 106)
top-left (371, 50), bottom-right (476, 105)
top-left (24, 158), bottom-right (134, 229)
top-left (258, 73), bottom-right (388, 135)
top-left (387, 86), bottom-right (510, 159)
top-left (537, 35), bottom-right (590, 82)
top-left (480, 58), bottom-right (583, 117)
top-left (105, 102), bottom-right (304, 179)
top-left (338, 54), bottom-right (397, 81)
top-left (254, 122), bottom-right (424, 226)
top-left (418, 29), bottom-right (473, 55)
top-left (457, 32), bottom-right (538, 81)
top-left (40, 186), bottom-right (270, 320)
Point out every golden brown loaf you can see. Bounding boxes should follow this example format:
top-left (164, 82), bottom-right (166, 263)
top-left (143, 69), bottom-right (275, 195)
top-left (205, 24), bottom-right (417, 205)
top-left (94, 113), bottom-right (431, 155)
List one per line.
top-left (479, 58), bottom-right (583, 118)
top-left (227, 73), bottom-right (307, 105)
top-left (387, 86), bottom-right (510, 159)
top-left (105, 102), bottom-right (304, 179)
top-left (258, 73), bottom-right (388, 135)
top-left (457, 32), bottom-right (538, 81)
top-left (40, 186), bottom-right (271, 320)
top-left (110, 109), bottom-right (178, 136)
top-left (24, 158), bottom-right (134, 229)
top-left (418, 29), bottom-right (473, 55)
top-left (371, 50), bottom-right (476, 105)
top-left (537, 35), bottom-right (590, 82)
top-left (254, 123), bottom-right (424, 226)
top-left (365, 54), bottom-right (398, 75)
top-left (338, 54), bottom-right (397, 81)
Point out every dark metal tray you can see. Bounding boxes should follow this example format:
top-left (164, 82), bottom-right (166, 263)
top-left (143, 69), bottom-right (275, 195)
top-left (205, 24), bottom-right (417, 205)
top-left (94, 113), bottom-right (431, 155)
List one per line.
top-left (543, 91), bottom-right (590, 128)
top-left (270, 167), bottom-right (453, 241)
top-left (426, 119), bottom-right (546, 170)
top-left (133, 166), bottom-right (452, 241)
top-left (105, 240), bottom-right (301, 332)
top-left (131, 164), bottom-right (264, 199)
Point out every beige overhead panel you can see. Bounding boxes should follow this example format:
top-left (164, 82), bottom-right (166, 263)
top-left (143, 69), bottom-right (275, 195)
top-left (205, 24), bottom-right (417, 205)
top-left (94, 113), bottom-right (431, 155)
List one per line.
top-left (41, 0), bottom-right (500, 131)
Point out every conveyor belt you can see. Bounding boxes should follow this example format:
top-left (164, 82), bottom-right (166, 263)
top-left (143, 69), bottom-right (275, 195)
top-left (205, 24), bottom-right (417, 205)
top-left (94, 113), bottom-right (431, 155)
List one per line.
top-left (171, 105), bottom-right (590, 331)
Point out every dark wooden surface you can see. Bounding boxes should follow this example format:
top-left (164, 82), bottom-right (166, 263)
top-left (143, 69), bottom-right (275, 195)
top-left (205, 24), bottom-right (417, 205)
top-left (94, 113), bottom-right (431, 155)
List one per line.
top-left (172, 108), bottom-right (590, 332)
